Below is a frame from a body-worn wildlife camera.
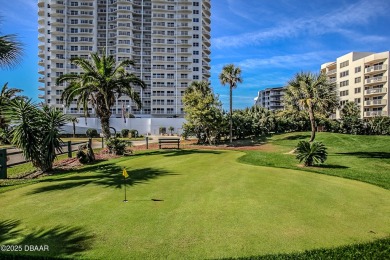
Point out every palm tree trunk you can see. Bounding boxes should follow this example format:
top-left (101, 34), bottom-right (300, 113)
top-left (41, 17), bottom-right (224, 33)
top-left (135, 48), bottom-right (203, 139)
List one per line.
top-left (100, 115), bottom-right (111, 141)
top-left (72, 122), bottom-right (76, 138)
top-left (308, 107), bottom-right (316, 142)
top-left (229, 86), bottom-right (233, 143)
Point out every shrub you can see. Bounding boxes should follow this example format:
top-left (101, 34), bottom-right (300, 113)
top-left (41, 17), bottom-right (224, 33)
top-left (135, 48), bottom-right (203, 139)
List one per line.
top-left (5, 100), bottom-right (68, 172)
top-left (76, 144), bottom-right (95, 164)
top-left (106, 137), bottom-right (128, 155)
top-left (296, 141), bottom-right (327, 166)
top-left (86, 128), bottom-right (98, 138)
top-left (129, 129), bottom-right (138, 138)
top-left (121, 129), bottom-right (130, 138)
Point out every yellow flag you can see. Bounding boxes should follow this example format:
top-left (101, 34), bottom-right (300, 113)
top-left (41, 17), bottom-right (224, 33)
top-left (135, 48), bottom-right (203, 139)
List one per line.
top-left (122, 168), bottom-right (129, 178)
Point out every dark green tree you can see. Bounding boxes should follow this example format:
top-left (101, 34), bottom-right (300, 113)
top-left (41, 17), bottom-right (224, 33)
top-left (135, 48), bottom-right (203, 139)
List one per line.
top-left (182, 81), bottom-right (224, 145)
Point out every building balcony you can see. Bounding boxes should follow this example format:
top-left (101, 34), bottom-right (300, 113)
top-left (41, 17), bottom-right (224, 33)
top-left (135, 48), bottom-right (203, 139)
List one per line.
top-left (364, 88), bottom-right (387, 95)
top-left (364, 111), bottom-right (388, 117)
top-left (329, 78), bottom-right (336, 83)
top-left (38, 77), bottom-right (45, 83)
top-left (365, 76), bottom-right (387, 85)
top-left (365, 64), bottom-right (387, 74)
top-left (51, 1), bottom-right (64, 7)
top-left (364, 99), bottom-right (387, 106)
top-left (327, 69), bottom-right (337, 75)
top-left (38, 94), bottom-right (45, 99)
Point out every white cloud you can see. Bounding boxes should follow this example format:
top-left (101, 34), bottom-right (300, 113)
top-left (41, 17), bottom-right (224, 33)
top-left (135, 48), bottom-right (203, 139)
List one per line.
top-left (213, 0), bottom-right (388, 49)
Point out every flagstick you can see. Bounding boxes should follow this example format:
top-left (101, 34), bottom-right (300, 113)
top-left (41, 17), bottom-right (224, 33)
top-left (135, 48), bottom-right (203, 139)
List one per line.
top-left (123, 175), bottom-right (128, 202)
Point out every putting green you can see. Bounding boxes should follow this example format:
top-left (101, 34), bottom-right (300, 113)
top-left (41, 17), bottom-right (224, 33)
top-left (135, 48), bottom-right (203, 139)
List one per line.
top-left (0, 150), bottom-right (389, 259)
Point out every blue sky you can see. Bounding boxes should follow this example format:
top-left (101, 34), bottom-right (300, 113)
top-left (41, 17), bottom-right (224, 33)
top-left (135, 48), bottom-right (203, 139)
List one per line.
top-left (1, 0), bottom-right (390, 109)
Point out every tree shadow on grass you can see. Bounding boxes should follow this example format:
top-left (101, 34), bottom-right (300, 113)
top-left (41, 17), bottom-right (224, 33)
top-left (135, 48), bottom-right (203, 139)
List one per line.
top-left (336, 152), bottom-right (390, 159)
top-left (317, 164), bottom-right (349, 169)
top-left (0, 219), bottom-right (21, 244)
top-left (280, 134), bottom-right (310, 140)
top-left (0, 220), bottom-right (94, 259)
top-left (27, 165), bottom-right (175, 195)
top-left (133, 149), bottom-right (224, 157)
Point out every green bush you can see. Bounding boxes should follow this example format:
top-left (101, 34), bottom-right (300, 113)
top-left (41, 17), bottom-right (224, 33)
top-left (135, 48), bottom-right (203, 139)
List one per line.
top-left (106, 137), bottom-right (128, 155)
top-left (129, 129), bottom-right (138, 138)
top-left (76, 144), bottom-right (95, 164)
top-left (296, 141), bottom-right (327, 166)
top-left (121, 129), bottom-right (130, 138)
top-left (86, 128), bottom-right (98, 138)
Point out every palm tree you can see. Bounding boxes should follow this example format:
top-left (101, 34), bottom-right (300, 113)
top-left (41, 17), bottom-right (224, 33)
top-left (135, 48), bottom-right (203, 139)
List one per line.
top-left (296, 141), bottom-right (328, 167)
top-left (57, 52), bottom-right (146, 140)
top-left (219, 64), bottom-right (243, 143)
top-left (69, 117), bottom-right (79, 138)
top-left (0, 31), bottom-right (23, 68)
top-left (0, 82), bottom-right (23, 131)
top-left (284, 72), bottom-right (337, 142)
top-left (6, 99), bottom-right (68, 172)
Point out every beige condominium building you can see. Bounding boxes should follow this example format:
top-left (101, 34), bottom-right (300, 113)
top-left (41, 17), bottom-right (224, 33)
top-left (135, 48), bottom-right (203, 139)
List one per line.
top-left (38, 0), bottom-right (211, 118)
top-left (254, 86), bottom-right (285, 111)
top-left (321, 51), bottom-right (389, 119)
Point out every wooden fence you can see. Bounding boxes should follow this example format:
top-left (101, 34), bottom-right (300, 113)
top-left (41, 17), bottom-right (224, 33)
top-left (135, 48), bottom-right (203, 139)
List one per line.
top-left (0, 138), bottom-right (104, 179)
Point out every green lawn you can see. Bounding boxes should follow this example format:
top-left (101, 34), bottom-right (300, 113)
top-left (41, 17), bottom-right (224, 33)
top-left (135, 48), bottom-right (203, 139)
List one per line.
top-left (239, 132), bottom-right (390, 190)
top-left (0, 148), bottom-right (389, 259)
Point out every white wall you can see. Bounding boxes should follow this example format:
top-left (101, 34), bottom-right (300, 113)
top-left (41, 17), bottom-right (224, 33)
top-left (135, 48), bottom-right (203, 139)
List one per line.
top-left (62, 118), bottom-right (186, 136)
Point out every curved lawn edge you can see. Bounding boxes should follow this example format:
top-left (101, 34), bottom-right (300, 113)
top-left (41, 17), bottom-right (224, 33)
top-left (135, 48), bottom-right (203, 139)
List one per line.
top-left (237, 150), bottom-right (390, 190)
top-left (218, 236), bottom-right (390, 260)
top-left (0, 149), bottom-right (389, 259)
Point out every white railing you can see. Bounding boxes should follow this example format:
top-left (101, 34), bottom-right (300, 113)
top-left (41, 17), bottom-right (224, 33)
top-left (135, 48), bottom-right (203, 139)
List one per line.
top-left (364, 99), bottom-right (387, 106)
top-left (364, 111), bottom-right (388, 117)
top-left (327, 69), bottom-right (336, 74)
top-left (365, 64), bottom-right (387, 73)
top-left (364, 88), bottom-right (387, 95)
top-left (365, 76), bottom-right (387, 84)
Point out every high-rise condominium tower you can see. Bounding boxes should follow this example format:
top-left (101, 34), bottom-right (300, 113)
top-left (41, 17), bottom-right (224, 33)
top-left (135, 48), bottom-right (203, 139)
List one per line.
top-left (38, 0), bottom-right (211, 118)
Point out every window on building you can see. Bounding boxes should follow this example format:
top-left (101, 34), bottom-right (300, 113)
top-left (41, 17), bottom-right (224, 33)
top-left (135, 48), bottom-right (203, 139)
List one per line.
top-left (355, 77), bottom-right (361, 83)
top-left (355, 66), bottom-right (361, 73)
top-left (354, 87), bottom-right (361, 94)
top-left (340, 60), bottom-right (349, 68)
top-left (340, 80), bottom-right (349, 87)
top-left (339, 70), bottom-right (349, 78)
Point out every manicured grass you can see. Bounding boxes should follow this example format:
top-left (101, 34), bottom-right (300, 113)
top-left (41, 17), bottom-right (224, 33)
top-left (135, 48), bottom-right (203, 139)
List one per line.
top-left (0, 149), bottom-right (389, 259)
top-left (222, 237), bottom-right (390, 259)
top-left (239, 132), bottom-right (390, 190)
